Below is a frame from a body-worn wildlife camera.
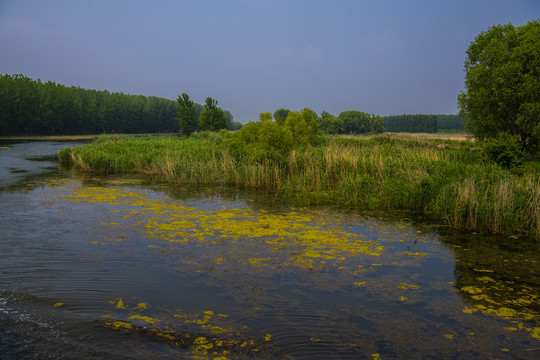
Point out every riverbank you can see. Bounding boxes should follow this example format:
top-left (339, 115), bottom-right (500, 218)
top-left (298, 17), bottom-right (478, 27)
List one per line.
top-left (58, 133), bottom-right (540, 236)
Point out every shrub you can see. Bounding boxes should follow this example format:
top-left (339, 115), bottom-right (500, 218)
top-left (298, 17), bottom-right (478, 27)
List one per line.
top-left (482, 132), bottom-right (528, 168)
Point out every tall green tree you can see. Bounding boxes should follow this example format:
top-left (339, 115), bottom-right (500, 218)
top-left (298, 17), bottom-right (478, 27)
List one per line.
top-left (273, 108), bottom-right (289, 124)
top-left (199, 97), bottom-right (228, 131)
top-left (458, 20), bottom-right (540, 152)
top-left (176, 93), bottom-right (196, 136)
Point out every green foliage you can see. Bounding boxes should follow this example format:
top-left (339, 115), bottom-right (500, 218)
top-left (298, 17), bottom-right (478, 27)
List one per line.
top-left (458, 20), bottom-right (540, 154)
top-left (318, 111), bottom-right (344, 134)
top-left (259, 112), bottom-right (272, 122)
top-left (337, 111), bottom-right (385, 134)
top-left (224, 108), bottom-right (321, 166)
top-left (199, 97), bottom-right (228, 131)
top-left (436, 115), bottom-right (465, 132)
top-left (229, 121), bottom-right (243, 131)
top-left (284, 108), bottom-right (322, 146)
top-left (273, 108), bottom-right (289, 124)
top-left (0, 74), bottom-right (179, 135)
top-left (481, 132), bottom-right (528, 168)
top-left (176, 93), bottom-right (197, 137)
top-left (223, 110), bottom-right (234, 129)
top-left (383, 114), bottom-right (438, 133)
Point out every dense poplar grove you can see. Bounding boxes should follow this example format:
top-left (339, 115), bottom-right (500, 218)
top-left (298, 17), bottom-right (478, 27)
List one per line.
top-left (383, 114), bottom-right (438, 133)
top-left (382, 114), bottom-right (465, 133)
top-left (0, 74), bottom-right (180, 135)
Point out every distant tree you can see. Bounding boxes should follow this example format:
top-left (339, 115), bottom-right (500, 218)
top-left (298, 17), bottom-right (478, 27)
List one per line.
top-left (176, 93), bottom-right (196, 136)
top-left (199, 97), bottom-right (228, 131)
top-left (458, 20), bottom-right (540, 152)
top-left (0, 74), bottom-right (180, 136)
top-left (317, 111), bottom-right (343, 134)
top-left (370, 115), bottom-right (385, 134)
top-left (383, 114), bottom-right (437, 133)
top-left (273, 108), bottom-right (289, 124)
top-left (229, 121), bottom-right (243, 131)
top-left (224, 110), bottom-right (234, 129)
top-left (259, 112), bottom-right (272, 122)
top-left (436, 115), bottom-right (465, 132)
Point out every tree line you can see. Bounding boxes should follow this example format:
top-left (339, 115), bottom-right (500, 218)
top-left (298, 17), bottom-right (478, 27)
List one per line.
top-left (383, 114), bottom-right (464, 133)
top-left (0, 74), bottom-right (240, 136)
top-left (313, 110), bottom-right (385, 134)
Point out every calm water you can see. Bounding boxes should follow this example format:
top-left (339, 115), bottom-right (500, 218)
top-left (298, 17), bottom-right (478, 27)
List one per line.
top-left (0, 141), bottom-right (539, 359)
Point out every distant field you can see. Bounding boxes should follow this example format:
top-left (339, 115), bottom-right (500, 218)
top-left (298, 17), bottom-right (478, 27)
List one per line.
top-left (386, 132), bottom-right (472, 141)
top-left (343, 132), bottom-right (472, 142)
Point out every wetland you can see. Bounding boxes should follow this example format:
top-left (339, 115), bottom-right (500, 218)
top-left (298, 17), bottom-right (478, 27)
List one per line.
top-left (0, 140), bottom-right (539, 359)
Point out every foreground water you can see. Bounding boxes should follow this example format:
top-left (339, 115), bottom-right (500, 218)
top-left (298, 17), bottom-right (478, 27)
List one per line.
top-left (0, 141), bottom-right (539, 359)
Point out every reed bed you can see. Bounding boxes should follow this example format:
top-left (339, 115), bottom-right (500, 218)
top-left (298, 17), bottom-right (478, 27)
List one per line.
top-left (58, 134), bottom-right (540, 235)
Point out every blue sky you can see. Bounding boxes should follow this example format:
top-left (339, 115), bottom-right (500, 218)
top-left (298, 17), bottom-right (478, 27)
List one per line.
top-left (0, 0), bottom-right (538, 123)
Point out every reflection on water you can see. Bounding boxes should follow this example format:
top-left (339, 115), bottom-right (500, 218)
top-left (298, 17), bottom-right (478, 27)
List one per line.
top-left (0, 142), bottom-right (539, 359)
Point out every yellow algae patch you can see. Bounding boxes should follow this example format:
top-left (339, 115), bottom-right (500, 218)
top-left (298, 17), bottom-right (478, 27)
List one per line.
top-left (399, 296), bottom-right (408, 301)
top-left (133, 303), bottom-right (147, 310)
top-left (264, 334), bottom-right (272, 341)
top-left (398, 283), bottom-right (421, 290)
top-left (58, 183), bottom-right (386, 274)
top-left (527, 327), bottom-right (540, 340)
top-left (109, 298), bottom-right (127, 309)
top-left (460, 286), bottom-right (482, 295)
top-left (128, 314), bottom-right (160, 324)
top-left (104, 320), bottom-right (133, 331)
top-left (443, 334), bottom-right (455, 339)
top-left (404, 251), bottom-right (428, 257)
top-left (473, 269), bottom-right (494, 273)
top-left (54, 302), bottom-right (64, 307)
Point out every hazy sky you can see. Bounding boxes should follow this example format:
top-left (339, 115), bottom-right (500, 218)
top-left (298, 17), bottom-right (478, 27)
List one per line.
top-left (1, 0), bottom-right (538, 123)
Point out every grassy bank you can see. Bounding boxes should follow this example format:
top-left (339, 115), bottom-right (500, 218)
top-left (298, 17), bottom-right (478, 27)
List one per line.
top-left (58, 133), bottom-right (540, 236)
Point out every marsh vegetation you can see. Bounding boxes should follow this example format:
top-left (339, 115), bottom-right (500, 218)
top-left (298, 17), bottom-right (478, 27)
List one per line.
top-left (59, 132), bottom-right (540, 236)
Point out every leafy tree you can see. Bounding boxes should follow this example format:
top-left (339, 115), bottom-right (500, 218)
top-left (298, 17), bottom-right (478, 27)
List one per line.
top-left (458, 20), bottom-right (540, 153)
top-left (383, 114), bottom-right (437, 133)
top-left (176, 93), bottom-right (197, 136)
top-left (199, 97), bottom-right (228, 131)
top-left (259, 112), bottom-right (272, 122)
top-left (224, 110), bottom-right (234, 129)
top-left (318, 111), bottom-right (342, 134)
top-left (284, 108), bottom-right (321, 146)
top-left (273, 108), bottom-right (289, 124)
top-left (437, 115), bottom-right (465, 132)
top-left (229, 121), bottom-right (243, 131)
top-left (337, 111), bottom-right (384, 134)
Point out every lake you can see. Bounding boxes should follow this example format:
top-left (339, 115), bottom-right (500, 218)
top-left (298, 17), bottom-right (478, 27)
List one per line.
top-left (0, 140), bottom-right (539, 359)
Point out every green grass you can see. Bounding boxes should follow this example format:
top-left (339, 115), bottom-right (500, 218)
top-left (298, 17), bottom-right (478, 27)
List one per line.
top-left (58, 133), bottom-right (540, 236)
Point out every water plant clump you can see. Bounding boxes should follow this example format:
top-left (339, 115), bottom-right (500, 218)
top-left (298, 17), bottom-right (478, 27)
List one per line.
top-left (101, 297), bottom-right (273, 359)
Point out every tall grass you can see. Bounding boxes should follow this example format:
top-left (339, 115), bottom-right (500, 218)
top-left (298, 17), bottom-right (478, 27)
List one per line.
top-left (58, 134), bottom-right (540, 235)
